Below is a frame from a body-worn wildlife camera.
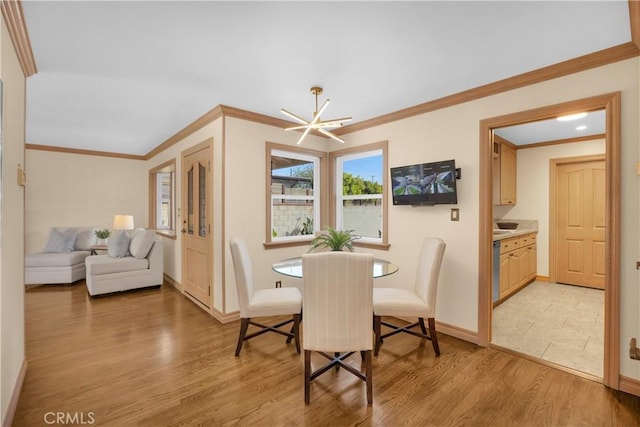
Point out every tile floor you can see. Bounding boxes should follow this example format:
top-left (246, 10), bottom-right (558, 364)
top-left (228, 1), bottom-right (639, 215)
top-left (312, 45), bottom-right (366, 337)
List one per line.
top-left (492, 281), bottom-right (604, 377)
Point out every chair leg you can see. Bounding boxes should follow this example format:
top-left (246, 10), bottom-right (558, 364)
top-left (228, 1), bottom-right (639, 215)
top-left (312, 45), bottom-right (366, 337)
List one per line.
top-left (427, 317), bottom-right (440, 356)
top-left (364, 349), bottom-right (373, 405)
top-left (292, 313), bottom-right (302, 354)
top-left (418, 317), bottom-right (427, 335)
top-left (373, 315), bottom-right (382, 356)
top-left (235, 317), bottom-right (250, 356)
top-left (304, 350), bottom-right (311, 404)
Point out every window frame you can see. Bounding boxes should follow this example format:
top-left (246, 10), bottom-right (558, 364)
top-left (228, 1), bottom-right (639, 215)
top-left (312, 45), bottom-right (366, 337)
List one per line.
top-left (149, 159), bottom-right (177, 239)
top-left (330, 140), bottom-right (389, 250)
top-left (264, 141), bottom-right (328, 249)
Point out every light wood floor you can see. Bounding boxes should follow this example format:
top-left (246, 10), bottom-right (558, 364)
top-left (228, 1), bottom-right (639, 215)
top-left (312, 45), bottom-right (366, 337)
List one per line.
top-left (14, 282), bottom-right (640, 426)
top-left (493, 281), bottom-right (604, 377)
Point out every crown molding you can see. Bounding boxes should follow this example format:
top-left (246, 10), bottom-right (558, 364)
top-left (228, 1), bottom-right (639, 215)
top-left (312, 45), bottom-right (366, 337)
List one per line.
top-left (144, 105), bottom-right (224, 159)
top-left (144, 104), bottom-right (298, 160)
top-left (334, 42), bottom-right (640, 136)
top-left (516, 133), bottom-right (607, 150)
top-left (220, 105), bottom-right (294, 129)
top-left (1, 0), bottom-right (37, 77)
top-left (25, 143), bottom-right (145, 160)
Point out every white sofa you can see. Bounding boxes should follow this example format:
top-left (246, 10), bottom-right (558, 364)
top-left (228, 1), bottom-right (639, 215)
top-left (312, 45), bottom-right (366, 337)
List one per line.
top-left (25, 227), bottom-right (97, 285)
top-left (85, 234), bottom-right (163, 296)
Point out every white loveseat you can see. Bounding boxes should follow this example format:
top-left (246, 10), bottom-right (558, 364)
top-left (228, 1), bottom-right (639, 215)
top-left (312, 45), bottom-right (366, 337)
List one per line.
top-left (25, 227), bottom-right (98, 285)
top-left (85, 231), bottom-right (163, 296)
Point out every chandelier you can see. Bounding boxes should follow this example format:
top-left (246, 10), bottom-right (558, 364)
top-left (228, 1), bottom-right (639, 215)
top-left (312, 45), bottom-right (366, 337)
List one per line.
top-left (281, 87), bottom-right (352, 145)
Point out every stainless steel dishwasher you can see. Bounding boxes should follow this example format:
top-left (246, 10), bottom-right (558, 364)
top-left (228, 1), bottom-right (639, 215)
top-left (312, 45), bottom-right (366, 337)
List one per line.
top-left (492, 240), bottom-right (500, 303)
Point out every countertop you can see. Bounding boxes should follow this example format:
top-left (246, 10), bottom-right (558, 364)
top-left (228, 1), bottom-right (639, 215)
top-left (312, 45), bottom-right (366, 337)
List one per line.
top-left (492, 229), bottom-right (537, 241)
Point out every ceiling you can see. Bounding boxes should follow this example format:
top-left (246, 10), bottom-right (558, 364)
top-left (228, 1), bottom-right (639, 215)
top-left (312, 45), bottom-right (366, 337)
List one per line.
top-left (494, 110), bottom-right (606, 146)
top-left (20, 1), bottom-right (632, 156)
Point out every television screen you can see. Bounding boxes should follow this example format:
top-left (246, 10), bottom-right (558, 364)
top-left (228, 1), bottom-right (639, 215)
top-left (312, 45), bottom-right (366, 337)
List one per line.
top-left (391, 159), bottom-right (458, 205)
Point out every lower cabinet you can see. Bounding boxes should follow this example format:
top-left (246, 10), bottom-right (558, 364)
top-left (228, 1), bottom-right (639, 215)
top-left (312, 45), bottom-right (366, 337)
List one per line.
top-left (498, 232), bottom-right (537, 302)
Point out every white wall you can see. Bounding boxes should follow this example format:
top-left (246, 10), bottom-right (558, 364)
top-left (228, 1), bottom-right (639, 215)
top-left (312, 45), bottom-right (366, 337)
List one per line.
top-left (495, 139), bottom-right (606, 276)
top-left (1, 16), bottom-right (26, 424)
top-left (223, 117), bottom-right (329, 314)
top-left (25, 150), bottom-right (147, 253)
top-left (342, 59), bottom-right (639, 379)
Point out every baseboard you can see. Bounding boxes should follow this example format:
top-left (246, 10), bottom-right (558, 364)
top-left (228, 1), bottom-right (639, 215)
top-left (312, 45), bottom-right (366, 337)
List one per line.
top-left (435, 320), bottom-right (479, 345)
top-left (163, 274), bottom-right (182, 292)
top-left (3, 358), bottom-right (27, 427)
top-left (176, 281), bottom-right (239, 324)
top-left (619, 375), bottom-right (640, 397)
top-left (392, 316), bottom-right (478, 345)
top-left (212, 308), bottom-right (240, 324)
top-left (536, 275), bottom-right (550, 282)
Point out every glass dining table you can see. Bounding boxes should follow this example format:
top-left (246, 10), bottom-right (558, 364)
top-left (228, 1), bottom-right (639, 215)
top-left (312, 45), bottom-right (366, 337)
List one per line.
top-left (272, 256), bottom-right (399, 278)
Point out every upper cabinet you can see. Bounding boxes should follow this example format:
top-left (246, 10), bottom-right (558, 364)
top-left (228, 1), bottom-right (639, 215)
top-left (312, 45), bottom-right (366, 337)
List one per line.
top-left (493, 137), bottom-right (517, 205)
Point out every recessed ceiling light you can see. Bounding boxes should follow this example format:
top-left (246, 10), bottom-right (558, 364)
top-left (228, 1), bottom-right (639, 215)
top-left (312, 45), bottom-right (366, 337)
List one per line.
top-left (576, 125), bottom-right (587, 131)
top-left (557, 112), bottom-right (588, 121)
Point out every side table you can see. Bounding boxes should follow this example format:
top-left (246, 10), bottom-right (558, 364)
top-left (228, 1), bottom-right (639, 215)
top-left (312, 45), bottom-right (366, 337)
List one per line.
top-left (89, 244), bottom-right (108, 255)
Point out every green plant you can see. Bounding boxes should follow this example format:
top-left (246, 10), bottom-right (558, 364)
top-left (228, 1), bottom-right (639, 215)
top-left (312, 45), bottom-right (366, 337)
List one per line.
top-left (95, 229), bottom-right (111, 239)
top-left (309, 227), bottom-right (359, 252)
top-left (301, 217), bottom-right (313, 235)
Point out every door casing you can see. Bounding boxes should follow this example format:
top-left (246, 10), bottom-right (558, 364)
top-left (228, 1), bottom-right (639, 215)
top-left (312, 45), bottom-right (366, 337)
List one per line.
top-left (478, 92), bottom-right (621, 389)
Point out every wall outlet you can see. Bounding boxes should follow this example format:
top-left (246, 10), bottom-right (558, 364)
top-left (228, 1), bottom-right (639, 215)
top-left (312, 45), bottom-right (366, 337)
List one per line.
top-left (630, 338), bottom-right (639, 360)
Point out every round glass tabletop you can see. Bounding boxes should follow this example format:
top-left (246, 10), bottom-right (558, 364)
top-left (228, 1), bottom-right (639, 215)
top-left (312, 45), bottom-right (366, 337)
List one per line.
top-left (272, 256), bottom-right (399, 278)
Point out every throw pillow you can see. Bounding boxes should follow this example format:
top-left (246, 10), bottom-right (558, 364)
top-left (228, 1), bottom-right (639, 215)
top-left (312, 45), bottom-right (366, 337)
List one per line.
top-left (44, 228), bottom-right (76, 253)
top-left (74, 228), bottom-right (97, 251)
top-left (108, 231), bottom-right (131, 258)
top-left (129, 230), bottom-right (156, 259)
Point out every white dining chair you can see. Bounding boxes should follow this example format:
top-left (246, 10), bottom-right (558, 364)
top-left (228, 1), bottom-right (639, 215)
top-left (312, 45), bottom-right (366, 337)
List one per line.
top-left (373, 237), bottom-right (446, 356)
top-left (229, 238), bottom-right (302, 356)
top-left (302, 251), bottom-right (374, 404)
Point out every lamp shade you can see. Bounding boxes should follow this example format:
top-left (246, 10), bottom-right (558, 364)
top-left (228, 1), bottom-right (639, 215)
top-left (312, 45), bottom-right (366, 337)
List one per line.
top-left (113, 214), bottom-right (134, 230)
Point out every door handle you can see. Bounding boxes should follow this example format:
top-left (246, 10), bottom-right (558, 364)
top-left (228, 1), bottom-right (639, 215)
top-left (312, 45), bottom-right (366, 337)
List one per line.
top-left (181, 229), bottom-right (187, 234)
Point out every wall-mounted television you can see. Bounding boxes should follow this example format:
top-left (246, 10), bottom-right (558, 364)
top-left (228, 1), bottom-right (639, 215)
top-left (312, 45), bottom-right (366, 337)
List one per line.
top-left (391, 159), bottom-right (458, 206)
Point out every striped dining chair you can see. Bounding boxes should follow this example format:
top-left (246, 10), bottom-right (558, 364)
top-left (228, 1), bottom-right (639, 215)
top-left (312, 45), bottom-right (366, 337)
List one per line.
top-left (302, 251), bottom-right (374, 404)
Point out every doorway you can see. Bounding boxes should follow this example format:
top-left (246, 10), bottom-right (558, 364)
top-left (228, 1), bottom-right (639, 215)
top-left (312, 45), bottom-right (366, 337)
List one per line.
top-left (478, 93), bottom-right (621, 389)
top-left (181, 139), bottom-right (213, 308)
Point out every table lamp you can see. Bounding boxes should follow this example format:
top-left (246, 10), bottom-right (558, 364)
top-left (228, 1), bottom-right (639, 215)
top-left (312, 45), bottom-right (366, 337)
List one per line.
top-left (113, 214), bottom-right (134, 231)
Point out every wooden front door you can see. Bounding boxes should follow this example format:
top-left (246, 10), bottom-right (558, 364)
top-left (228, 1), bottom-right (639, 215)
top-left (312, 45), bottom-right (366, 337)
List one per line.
top-left (553, 156), bottom-right (605, 289)
top-left (181, 140), bottom-right (213, 307)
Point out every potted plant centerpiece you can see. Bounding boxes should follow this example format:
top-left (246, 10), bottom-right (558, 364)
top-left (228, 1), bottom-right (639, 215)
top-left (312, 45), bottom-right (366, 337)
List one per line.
top-left (309, 227), bottom-right (360, 252)
top-left (95, 229), bottom-right (111, 245)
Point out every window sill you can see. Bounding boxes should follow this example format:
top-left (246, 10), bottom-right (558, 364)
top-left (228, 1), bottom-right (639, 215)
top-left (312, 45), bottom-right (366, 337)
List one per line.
top-left (263, 240), bottom-right (391, 251)
top-left (353, 241), bottom-right (391, 251)
top-left (153, 230), bottom-right (177, 240)
top-left (263, 239), bottom-right (313, 250)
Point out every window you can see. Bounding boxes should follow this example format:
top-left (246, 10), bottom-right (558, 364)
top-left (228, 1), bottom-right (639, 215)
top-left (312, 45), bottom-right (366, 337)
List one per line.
top-left (266, 142), bottom-right (327, 247)
top-left (331, 141), bottom-right (388, 248)
top-left (149, 159), bottom-right (176, 238)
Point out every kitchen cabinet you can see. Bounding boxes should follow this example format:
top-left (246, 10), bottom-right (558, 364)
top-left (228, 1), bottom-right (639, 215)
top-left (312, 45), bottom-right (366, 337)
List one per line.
top-left (493, 139), bottom-right (517, 205)
top-left (497, 232), bottom-right (537, 302)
